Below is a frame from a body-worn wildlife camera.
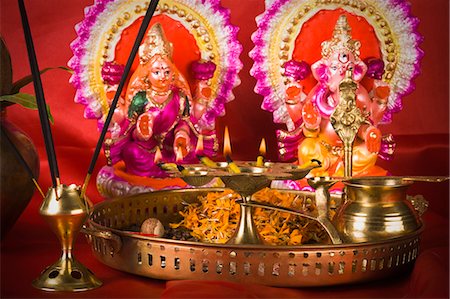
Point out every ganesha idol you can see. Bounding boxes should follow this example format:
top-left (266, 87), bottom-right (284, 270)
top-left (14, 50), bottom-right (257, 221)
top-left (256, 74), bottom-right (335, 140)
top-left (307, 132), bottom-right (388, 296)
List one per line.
top-left (69, 0), bottom-right (242, 197)
top-left (279, 16), bottom-right (393, 177)
top-left (250, 1), bottom-right (423, 181)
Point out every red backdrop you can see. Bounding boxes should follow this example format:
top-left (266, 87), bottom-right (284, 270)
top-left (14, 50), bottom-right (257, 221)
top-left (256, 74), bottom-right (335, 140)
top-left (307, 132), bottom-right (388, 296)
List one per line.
top-left (0, 0), bottom-right (448, 298)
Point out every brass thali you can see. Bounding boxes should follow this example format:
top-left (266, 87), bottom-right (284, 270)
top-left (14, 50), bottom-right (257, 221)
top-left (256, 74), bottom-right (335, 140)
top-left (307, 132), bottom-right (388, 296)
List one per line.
top-left (84, 187), bottom-right (423, 287)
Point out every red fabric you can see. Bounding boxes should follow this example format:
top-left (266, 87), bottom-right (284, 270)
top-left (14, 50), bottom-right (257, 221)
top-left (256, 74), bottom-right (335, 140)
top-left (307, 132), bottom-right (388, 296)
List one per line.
top-left (408, 247), bottom-right (450, 298)
top-left (0, 0), bottom-right (448, 298)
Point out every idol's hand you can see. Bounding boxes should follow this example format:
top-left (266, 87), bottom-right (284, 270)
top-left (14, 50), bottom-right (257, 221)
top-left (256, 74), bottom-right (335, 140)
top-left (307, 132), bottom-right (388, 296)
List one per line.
top-left (365, 126), bottom-right (382, 153)
top-left (284, 83), bottom-right (306, 124)
top-left (136, 112), bottom-right (154, 141)
top-left (370, 81), bottom-right (390, 125)
top-left (192, 81), bottom-right (212, 120)
top-left (112, 107), bottom-right (125, 126)
top-left (174, 129), bottom-right (190, 158)
top-left (302, 101), bottom-right (321, 130)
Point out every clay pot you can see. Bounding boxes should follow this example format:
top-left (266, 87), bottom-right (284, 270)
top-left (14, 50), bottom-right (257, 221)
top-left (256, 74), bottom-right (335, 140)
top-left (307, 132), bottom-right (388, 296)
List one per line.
top-left (1, 110), bottom-right (39, 239)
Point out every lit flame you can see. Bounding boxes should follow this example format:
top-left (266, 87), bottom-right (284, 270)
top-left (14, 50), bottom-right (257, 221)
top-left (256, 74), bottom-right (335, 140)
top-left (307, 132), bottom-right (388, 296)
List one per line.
top-left (154, 147), bottom-right (162, 164)
top-left (223, 126), bottom-right (232, 157)
top-left (195, 135), bottom-right (204, 154)
top-left (176, 146), bottom-right (183, 162)
top-left (259, 138), bottom-right (266, 156)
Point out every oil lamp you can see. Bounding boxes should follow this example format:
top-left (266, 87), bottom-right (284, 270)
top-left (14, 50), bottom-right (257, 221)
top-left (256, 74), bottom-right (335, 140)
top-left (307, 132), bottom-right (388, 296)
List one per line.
top-left (256, 138), bottom-right (266, 167)
top-left (223, 126), bottom-right (240, 173)
top-left (176, 146), bottom-right (184, 163)
top-left (195, 135), bottom-right (204, 156)
top-left (154, 147), bottom-right (162, 164)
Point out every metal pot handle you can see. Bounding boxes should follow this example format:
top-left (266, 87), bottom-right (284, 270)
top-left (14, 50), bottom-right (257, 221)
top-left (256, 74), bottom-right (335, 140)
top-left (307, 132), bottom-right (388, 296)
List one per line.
top-left (406, 194), bottom-right (429, 217)
top-left (81, 226), bottom-right (122, 254)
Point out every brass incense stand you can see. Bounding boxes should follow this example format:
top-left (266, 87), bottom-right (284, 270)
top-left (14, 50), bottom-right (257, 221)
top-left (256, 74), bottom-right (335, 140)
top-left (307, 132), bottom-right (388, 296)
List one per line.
top-left (32, 185), bottom-right (101, 291)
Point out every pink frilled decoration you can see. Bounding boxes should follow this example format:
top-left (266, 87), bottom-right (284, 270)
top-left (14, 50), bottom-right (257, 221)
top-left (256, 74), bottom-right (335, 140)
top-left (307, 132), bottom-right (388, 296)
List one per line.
top-left (250, 0), bottom-right (423, 180)
top-left (68, 0), bottom-right (242, 197)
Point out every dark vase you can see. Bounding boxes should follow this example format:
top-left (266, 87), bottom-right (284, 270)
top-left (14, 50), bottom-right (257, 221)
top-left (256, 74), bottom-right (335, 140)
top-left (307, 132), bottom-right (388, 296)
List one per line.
top-left (1, 110), bottom-right (40, 239)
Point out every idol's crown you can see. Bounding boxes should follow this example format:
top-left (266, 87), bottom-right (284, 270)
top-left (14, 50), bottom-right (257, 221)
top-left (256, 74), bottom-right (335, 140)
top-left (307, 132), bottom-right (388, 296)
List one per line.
top-left (321, 15), bottom-right (361, 59)
top-left (139, 23), bottom-right (173, 64)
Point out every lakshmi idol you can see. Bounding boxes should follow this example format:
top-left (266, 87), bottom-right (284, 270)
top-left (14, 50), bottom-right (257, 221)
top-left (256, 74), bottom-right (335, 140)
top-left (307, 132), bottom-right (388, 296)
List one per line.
top-left (278, 15), bottom-right (393, 177)
top-left (104, 23), bottom-right (217, 177)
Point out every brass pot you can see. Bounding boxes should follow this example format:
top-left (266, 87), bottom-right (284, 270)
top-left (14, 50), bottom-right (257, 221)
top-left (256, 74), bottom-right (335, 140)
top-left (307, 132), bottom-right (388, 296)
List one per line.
top-left (1, 112), bottom-right (39, 239)
top-left (334, 177), bottom-right (421, 243)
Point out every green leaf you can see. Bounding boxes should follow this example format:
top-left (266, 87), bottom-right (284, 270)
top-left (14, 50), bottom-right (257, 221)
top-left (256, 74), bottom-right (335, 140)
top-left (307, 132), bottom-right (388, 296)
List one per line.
top-left (11, 66), bottom-right (73, 94)
top-left (0, 93), bottom-right (37, 108)
top-left (0, 93), bottom-right (54, 124)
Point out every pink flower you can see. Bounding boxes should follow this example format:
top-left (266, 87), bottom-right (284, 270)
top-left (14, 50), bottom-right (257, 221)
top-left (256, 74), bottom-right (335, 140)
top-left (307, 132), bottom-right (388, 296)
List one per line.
top-left (364, 57), bottom-right (385, 80)
top-left (101, 61), bottom-right (125, 85)
top-left (283, 60), bottom-right (310, 81)
top-left (191, 60), bottom-right (217, 80)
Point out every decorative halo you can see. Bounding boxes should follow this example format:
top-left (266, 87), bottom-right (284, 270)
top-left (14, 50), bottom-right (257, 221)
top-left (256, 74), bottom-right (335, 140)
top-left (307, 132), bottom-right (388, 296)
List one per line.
top-left (69, 0), bottom-right (242, 131)
top-left (250, 0), bottom-right (423, 128)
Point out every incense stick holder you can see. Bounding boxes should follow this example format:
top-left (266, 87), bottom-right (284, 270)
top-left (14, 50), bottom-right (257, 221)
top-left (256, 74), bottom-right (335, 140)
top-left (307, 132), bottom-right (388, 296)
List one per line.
top-left (32, 184), bottom-right (101, 291)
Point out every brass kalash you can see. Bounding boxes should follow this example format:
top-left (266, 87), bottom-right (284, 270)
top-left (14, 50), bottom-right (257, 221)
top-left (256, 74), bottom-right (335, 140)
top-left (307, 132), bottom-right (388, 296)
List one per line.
top-left (83, 67), bottom-right (447, 287)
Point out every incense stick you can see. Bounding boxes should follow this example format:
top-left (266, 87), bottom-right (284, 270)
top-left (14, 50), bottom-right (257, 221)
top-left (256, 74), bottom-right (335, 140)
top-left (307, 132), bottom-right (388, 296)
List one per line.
top-left (1, 126), bottom-right (45, 198)
top-left (18, 0), bottom-right (60, 188)
top-left (80, 0), bottom-right (160, 200)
